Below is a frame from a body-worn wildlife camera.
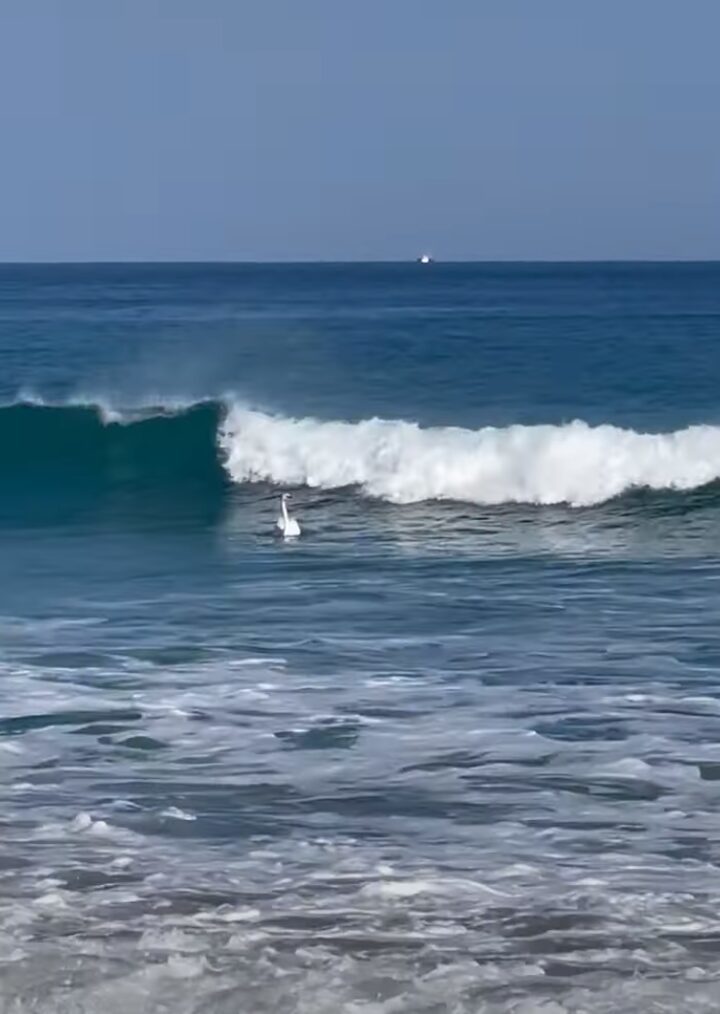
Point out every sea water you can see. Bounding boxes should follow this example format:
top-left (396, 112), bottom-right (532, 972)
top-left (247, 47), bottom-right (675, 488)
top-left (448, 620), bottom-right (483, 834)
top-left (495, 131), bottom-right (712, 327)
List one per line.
top-left (2, 263), bottom-right (720, 1012)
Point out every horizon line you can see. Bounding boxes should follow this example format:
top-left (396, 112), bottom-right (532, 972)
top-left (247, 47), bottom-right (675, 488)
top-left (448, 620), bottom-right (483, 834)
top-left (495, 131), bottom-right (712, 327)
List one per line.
top-left (1, 257), bottom-right (720, 267)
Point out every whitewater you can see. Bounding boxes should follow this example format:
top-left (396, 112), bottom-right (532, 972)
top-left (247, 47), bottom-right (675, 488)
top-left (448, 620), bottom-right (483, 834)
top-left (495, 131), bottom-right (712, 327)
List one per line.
top-left (5, 398), bottom-right (720, 508)
top-left (220, 406), bottom-right (720, 506)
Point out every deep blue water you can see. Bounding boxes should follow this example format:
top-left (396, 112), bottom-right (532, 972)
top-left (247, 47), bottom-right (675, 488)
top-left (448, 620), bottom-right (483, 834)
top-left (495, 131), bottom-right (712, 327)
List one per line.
top-left (3, 263), bottom-right (720, 1013)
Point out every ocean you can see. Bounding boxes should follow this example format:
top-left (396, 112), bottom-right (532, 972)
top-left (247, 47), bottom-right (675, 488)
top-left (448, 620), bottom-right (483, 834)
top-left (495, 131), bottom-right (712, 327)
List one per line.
top-left (2, 262), bottom-right (720, 1013)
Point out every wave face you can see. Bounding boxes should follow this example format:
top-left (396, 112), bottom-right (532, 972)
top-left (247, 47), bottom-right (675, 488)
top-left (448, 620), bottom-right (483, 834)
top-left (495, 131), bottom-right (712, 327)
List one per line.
top-left (220, 406), bottom-right (720, 507)
top-left (4, 399), bottom-right (720, 510)
top-left (1, 400), bottom-right (225, 497)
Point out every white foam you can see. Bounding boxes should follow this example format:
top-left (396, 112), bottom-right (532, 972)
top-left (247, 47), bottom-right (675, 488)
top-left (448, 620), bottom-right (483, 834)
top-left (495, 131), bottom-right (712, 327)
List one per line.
top-left (33, 891), bottom-right (68, 909)
top-left (162, 806), bottom-right (197, 822)
top-left (219, 407), bottom-right (720, 506)
top-left (68, 812), bottom-right (129, 841)
top-left (163, 953), bottom-right (206, 979)
top-left (139, 928), bottom-right (206, 952)
top-left (216, 906), bottom-right (261, 923)
top-left (361, 878), bottom-right (440, 899)
top-left (70, 812), bottom-right (94, 833)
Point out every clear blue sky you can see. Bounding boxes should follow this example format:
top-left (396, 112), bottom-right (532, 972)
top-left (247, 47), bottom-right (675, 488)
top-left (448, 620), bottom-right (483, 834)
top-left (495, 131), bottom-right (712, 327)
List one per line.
top-left (1, 0), bottom-right (718, 261)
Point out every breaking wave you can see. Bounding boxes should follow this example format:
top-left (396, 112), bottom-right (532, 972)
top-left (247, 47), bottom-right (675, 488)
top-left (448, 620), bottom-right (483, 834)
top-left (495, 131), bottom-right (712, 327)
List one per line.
top-left (220, 406), bottom-right (720, 507)
top-left (3, 398), bottom-right (720, 508)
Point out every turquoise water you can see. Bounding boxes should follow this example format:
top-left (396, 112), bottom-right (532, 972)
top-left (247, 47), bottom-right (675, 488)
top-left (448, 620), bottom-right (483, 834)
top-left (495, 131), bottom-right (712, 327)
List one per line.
top-left (3, 264), bottom-right (720, 1012)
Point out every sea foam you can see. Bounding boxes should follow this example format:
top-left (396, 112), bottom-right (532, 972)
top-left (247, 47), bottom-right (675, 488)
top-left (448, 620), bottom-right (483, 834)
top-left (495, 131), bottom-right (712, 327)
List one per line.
top-left (219, 406), bottom-right (720, 507)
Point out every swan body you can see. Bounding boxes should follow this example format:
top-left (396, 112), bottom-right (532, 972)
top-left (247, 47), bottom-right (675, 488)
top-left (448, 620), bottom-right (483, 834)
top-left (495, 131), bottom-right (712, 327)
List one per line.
top-left (276, 493), bottom-right (301, 538)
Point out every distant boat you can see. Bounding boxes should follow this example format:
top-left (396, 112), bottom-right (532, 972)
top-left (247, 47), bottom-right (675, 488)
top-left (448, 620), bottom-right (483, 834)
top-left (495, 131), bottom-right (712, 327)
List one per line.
top-left (417, 254), bottom-right (433, 264)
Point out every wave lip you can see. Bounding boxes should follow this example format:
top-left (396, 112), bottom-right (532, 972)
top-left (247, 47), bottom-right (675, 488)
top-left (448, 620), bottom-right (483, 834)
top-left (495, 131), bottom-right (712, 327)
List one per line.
top-left (219, 408), bottom-right (720, 507)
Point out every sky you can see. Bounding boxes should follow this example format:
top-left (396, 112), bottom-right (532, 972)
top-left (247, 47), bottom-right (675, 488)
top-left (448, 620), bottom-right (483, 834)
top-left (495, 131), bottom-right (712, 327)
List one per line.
top-left (0, 0), bottom-right (718, 262)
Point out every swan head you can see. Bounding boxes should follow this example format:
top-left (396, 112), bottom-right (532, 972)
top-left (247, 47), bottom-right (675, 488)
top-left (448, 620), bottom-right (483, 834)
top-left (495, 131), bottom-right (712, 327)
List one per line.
top-left (281, 492), bottom-right (291, 502)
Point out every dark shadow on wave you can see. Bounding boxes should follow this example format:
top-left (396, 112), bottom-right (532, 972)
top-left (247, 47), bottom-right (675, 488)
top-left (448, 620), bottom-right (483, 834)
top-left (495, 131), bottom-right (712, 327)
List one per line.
top-left (0, 400), bottom-right (229, 528)
top-left (607, 480), bottom-right (720, 516)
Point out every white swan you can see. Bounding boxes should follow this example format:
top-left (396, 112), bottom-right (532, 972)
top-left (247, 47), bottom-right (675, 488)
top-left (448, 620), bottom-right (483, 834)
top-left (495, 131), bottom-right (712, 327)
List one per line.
top-left (276, 492), bottom-right (301, 538)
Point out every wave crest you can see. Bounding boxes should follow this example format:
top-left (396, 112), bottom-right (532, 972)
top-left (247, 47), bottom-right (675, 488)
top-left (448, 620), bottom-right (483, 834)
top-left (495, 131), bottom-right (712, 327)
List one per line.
top-left (3, 398), bottom-right (720, 509)
top-left (219, 408), bottom-right (720, 506)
